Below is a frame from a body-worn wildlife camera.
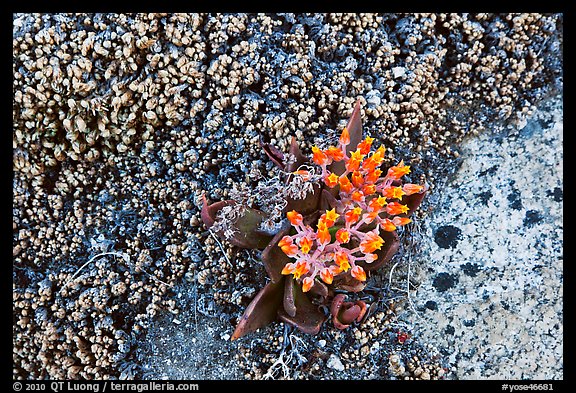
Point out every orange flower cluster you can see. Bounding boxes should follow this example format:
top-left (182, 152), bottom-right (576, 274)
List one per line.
top-left (280, 127), bottom-right (424, 292)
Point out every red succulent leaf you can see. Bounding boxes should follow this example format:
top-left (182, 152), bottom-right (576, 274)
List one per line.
top-left (285, 182), bottom-right (322, 215)
top-left (283, 273), bottom-right (298, 318)
top-left (329, 99), bottom-right (363, 176)
top-left (200, 194), bottom-right (231, 228)
top-left (261, 221), bottom-right (292, 283)
top-left (201, 196), bottom-right (273, 249)
top-left (329, 294), bottom-right (367, 330)
top-left (278, 277), bottom-right (325, 334)
top-left (260, 138), bottom-right (286, 170)
top-left (231, 279), bottom-right (285, 340)
top-left (286, 136), bottom-right (309, 173)
top-left (340, 304), bottom-right (361, 325)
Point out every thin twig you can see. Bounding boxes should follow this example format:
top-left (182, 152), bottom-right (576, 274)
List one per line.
top-left (208, 228), bottom-right (233, 267)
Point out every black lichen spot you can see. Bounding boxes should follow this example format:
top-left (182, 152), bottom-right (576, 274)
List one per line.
top-left (461, 262), bottom-right (482, 277)
top-left (546, 187), bottom-right (563, 202)
top-left (479, 165), bottom-right (499, 177)
top-left (425, 300), bottom-right (438, 311)
top-left (463, 319), bottom-right (476, 327)
top-left (432, 272), bottom-right (458, 292)
top-left (523, 210), bottom-right (544, 227)
top-left (476, 191), bottom-right (492, 206)
top-left (444, 325), bottom-right (455, 335)
top-left (507, 188), bottom-right (523, 210)
top-left (434, 225), bottom-right (462, 249)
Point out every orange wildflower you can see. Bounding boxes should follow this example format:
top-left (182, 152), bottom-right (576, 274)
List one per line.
top-left (357, 136), bottom-right (374, 155)
top-left (381, 218), bottom-right (397, 232)
top-left (326, 146), bottom-right (345, 161)
top-left (335, 251), bottom-right (351, 271)
top-left (383, 186), bottom-right (405, 200)
top-left (279, 236), bottom-right (299, 256)
top-left (387, 160), bottom-right (411, 179)
top-left (346, 149), bottom-right (364, 172)
top-left (351, 171), bottom-right (364, 188)
top-left (345, 207), bottom-right (363, 224)
top-left (299, 236), bottom-right (313, 254)
top-left (359, 231), bottom-right (384, 254)
top-left (335, 228), bottom-right (350, 244)
top-left (312, 146), bottom-right (329, 166)
top-left (351, 265), bottom-right (366, 281)
top-left (351, 191), bottom-right (364, 202)
top-left (402, 183), bottom-right (424, 195)
top-left (324, 172), bottom-right (339, 188)
top-left (320, 268), bottom-right (334, 285)
top-left (324, 208), bottom-right (340, 227)
top-left (302, 276), bottom-right (314, 292)
top-left (368, 196), bottom-right (387, 211)
top-left (292, 260), bottom-right (309, 279)
top-left (339, 127), bottom-right (350, 145)
top-left (386, 202), bottom-right (409, 215)
top-left (339, 175), bottom-right (353, 193)
top-left (362, 184), bottom-right (376, 196)
top-left (287, 210), bottom-right (303, 226)
top-left (392, 216), bottom-right (412, 226)
top-left (365, 168), bottom-right (382, 184)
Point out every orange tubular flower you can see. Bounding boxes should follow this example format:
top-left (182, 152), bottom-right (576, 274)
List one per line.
top-left (335, 228), bottom-right (350, 244)
top-left (362, 184), bottom-right (376, 196)
top-left (362, 146), bottom-right (386, 172)
top-left (279, 236), bottom-right (299, 256)
top-left (363, 211), bottom-right (379, 224)
top-left (324, 208), bottom-right (340, 227)
top-left (346, 149), bottom-right (364, 172)
top-left (392, 216), bottom-right (412, 226)
top-left (364, 253), bottom-right (378, 263)
top-left (324, 172), bottom-right (339, 188)
top-left (351, 191), bottom-right (364, 202)
top-left (287, 210), bottom-right (303, 226)
top-left (351, 171), bottom-right (364, 188)
top-left (339, 127), bottom-right (350, 146)
top-left (299, 236), bottom-right (313, 254)
top-left (335, 251), bottom-right (351, 271)
top-left (386, 202), bottom-right (409, 216)
top-left (365, 168), bottom-right (382, 184)
top-left (326, 146), bottom-right (345, 161)
top-left (381, 218), bottom-right (397, 232)
top-left (292, 260), bottom-right (310, 279)
top-left (317, 225), bottom-right (331, 245)
top-left (368, 196), bottom-right (387, 211)
top-left (402, 183), bottom-right (424, 195)
top-left (351, 265), bottom-right (367, 282)
top-left (302, 276), bottom-right (314, 292)
top-left (312, 146), bottom-right (330, 166)
top-left (339, 175), bottom-right (353, 194)
top-left (320, 268), bottom-right (334, 285)
top-left (357, 136), bottom-right (374, 155)
top-left (387, 160), bottom-right (411, 179)
top-left (345, 207), bottom-right (363, 225)
top-left (359, 231), bottom-right (384, 254)
top-left (281, 262), bottom-right (294, 275)
top-left (383, 186), bottom-right (405, 200)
